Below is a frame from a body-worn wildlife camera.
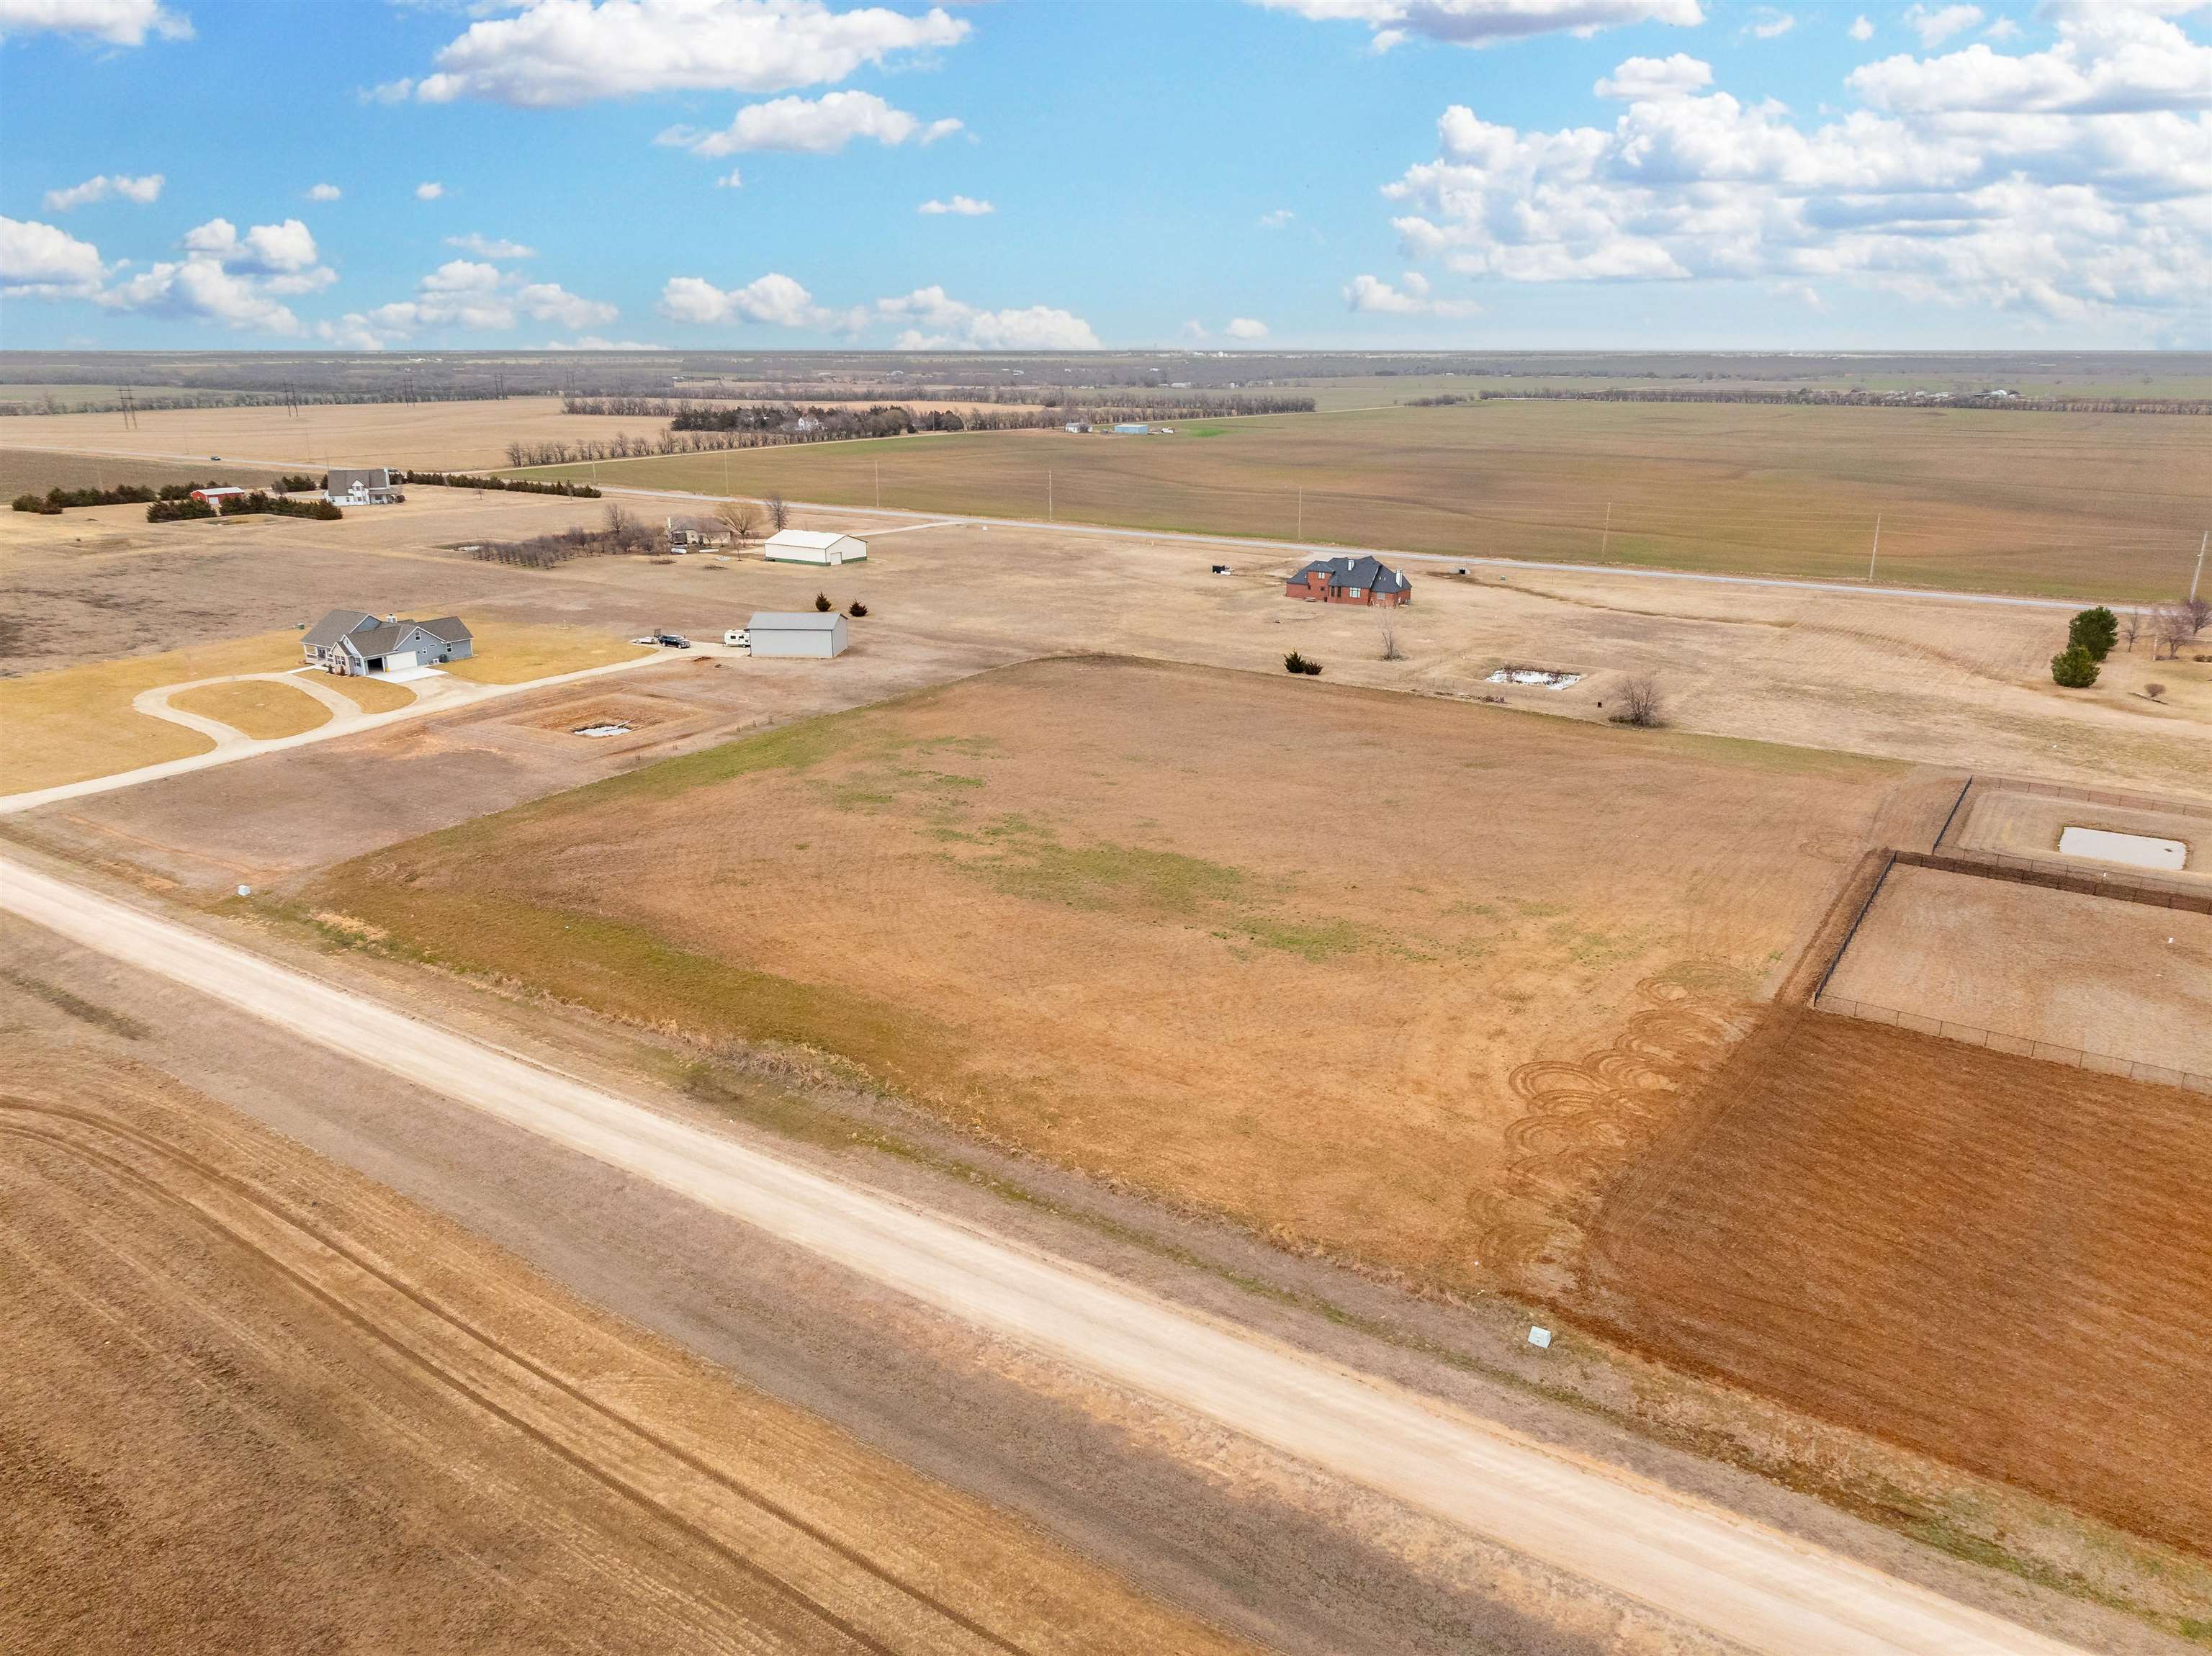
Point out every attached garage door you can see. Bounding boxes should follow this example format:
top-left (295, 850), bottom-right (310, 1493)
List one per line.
top-left (385, 650), bottom-right (418, 671)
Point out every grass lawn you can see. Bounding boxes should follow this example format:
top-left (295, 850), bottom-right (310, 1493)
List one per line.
top-left (438, 621), bottom-right (655, 684)
top-left (0, 631), bottom-right (302, 793)
top-left (168, 678), bottom-right (330, 739)
top-left (511, 400), bottom-right (2211, 603)
top-left (325, 674), bottom-right (417, 714)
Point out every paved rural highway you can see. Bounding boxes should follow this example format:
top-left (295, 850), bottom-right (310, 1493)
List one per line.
top-left (0, 855), bottom-right (2092, 1656)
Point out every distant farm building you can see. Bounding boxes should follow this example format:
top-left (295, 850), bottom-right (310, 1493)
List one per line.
top-left (1284, 554), bottom-right (1412, 608)
top-left (1112, 423), bottom-right (1150, 436)
top-left (667, 513), bottom-right (734, 549)
top-left (764, 528), bottom-right (868, 565)
top-left (327, 467), bottom-right (403, 505)
top-left (747, 611), bottom-right (848, 659)
top-left (190, 485), bottom-right (250, 506)
top-left (1064, 422), bottom-right (1092, 433)
top-left (303, 608), bottom-right (472, 675)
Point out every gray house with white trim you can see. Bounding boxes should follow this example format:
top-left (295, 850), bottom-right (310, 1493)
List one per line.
top-left (303, 609), bottom-right (472, 675)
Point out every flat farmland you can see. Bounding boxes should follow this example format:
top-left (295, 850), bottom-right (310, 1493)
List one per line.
top-left (0, 1039), bottom-right (1252, 1656)
top-left (516, 400), bottom-right (2212, 601)
top-left (309, 656), bottom-right (1910, 1296)
top-left (1583, 1010), bottom-right (2212, 1557)
top-left (1, 396), bottom-right (643, 472)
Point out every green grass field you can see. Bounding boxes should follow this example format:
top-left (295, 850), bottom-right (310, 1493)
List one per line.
top-left (513, 401), bottom-right (2212, 601)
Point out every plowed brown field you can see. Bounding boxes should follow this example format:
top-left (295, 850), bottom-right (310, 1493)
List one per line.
top-left (312, 655), bottom-right (1916, 1297)
top-left (1582, 1009), bottom-right (2212, 1557)
top-left (0, 1043), bottom-right (1256, 1656)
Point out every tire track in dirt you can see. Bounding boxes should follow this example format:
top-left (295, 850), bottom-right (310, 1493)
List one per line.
top-left (1467, 963), bottom-right (1758, 1292)
top-left (0, 1099), bottom-right (1038, 1656)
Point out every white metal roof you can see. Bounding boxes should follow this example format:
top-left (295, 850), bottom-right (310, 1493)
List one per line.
top-left (748, 611), bottom-right (845, 630)
top-left (764, 528), bottom-right (862, 549)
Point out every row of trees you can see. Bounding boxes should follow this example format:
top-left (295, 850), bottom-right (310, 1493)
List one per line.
top-left (2050, 599), bottom-right (2208, 688)
top-left (402, 470), bottom-right (601, 498)
top-left (1480, 387), bottom-right (2211, 415)
top-left (146, 491), bottom-right (341, 523)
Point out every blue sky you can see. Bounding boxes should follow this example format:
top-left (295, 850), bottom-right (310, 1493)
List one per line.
top-left (4, 0), bottom-right (2207, 351)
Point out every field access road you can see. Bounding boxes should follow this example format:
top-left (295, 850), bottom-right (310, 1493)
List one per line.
top-left (8, 438), bottom-right (2094, 612)
top-left (0, 646), bottom-right (717, 818)
top-left (0, 853), bottom-right (2090, 1656)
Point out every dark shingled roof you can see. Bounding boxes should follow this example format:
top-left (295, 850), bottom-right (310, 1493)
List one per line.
top-left (1288, 554), bottom-right (1410, 593)
top-left (302, 608), bottom-right (376, 649)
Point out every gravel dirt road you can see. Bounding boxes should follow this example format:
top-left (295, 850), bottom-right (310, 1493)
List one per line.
top-left (0, 852), bottom-right (2093, 1656)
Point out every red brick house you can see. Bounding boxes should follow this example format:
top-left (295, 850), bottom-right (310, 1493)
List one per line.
top-left (1284, 554), bottom-right (1412, 607)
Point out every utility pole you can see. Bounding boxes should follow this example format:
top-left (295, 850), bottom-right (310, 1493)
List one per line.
top-left (2193, 529), bottom-right (2207, 602)
top-left (1601, 501), bottom-right (1612, 559)
top-left (1867, 513), bottom-right (1881, 583)
top-left (1297, 487), bottom-right (1303, 540)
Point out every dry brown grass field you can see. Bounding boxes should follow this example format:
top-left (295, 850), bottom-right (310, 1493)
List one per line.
top-left (0, 631), bottom-right (302, 793)
top-left (1, 397), bottom-right (631, 472)
top-left (0, 1039), bottom-right (1254, 1656)
top-left (308, 656), bottom-right (1916, 1297)
top-left (1582, 1009), bottom-right (2212, 1558)
top-left (166, 678), bottom-right (330, 740)
top-left (1822, 866), bottom-right (2212, 1076)
top-left (518, 400), bottom-right (2212, 601)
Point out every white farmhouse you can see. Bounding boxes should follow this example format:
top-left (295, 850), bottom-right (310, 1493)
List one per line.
top-left (763, 528), bottom-right (868, 566)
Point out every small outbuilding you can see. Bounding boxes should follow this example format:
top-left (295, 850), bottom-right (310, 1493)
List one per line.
top-left (763, 528), bottom-right (868, 565)
top-left (747, 611), bottom-right (848, 659)
top-left (667, 513), bottom-right (734, 549)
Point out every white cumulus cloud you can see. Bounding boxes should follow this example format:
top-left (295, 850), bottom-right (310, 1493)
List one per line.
top-left (181, 216), bottom-right (324, 275)
top-left (1848, 14), bottom-right (1873, 42)
top-left (412, 0), bottom-right (968, 107)
top-left (306, 183), bottom-right (342, 202)
top-left (1344, 270), bottom-right (1480, 316)
top-left (1742, 8), bottom-right (1794, 41)
top-left (1902, 3), bottom-right (1981, 48)
top-left (660, 271), bottom-right (855, 328)
top-left (1259, 207), bottom-right (1297, 227)
top-left (329, 261), bottom-right (619, 344)
top-left (447, 233), bottom-right (536, 258)
top-left (1225, 316), bottom-right (1270, 339)
top-left (1250, 0), bottom-right (1701, 49)
top-left (0, 0), bottom-right (189, 45)
top-left (1375, 24), bottom-right (2212, 333)
top-left (1, 215), bottom-right (107, 296)
top-left (876, 285), bottom-right (1099, 349)
top-left (919, 194), bottom-right (993, 215)
top-left (1851, 4), bottom-right (2212, 114)
top-left (665, 90), bottom-right (961, 156)
top-left (42, 173), bottom-right (164, 212)
top-left (1594, 53), bottom-right (1711, 98)
top-left (416, 181), bottom-right (446, 200)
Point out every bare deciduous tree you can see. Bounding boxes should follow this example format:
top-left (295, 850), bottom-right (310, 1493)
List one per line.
top-left (2121, 608), bottom-right (2143, 652)
top-left (2185, 594), bottom-right (2211, 639)
top-left (2144, 682), bottom-right (2167, 701)
top-left (2153, 603), bottom-right (2194, 660)
top-left (765, 492), bottom-right (790, 531)
top-left (1379, 615), bottom-right (1405, 661)
top-left (1611, 672), bottom-right (1665, 728)
top-left (717, 500), bottom-right (760, 541)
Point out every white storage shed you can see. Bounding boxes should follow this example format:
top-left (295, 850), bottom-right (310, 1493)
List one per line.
top-left (763, 528), bottom-right (868, 565)
top-left (747, 611), bottom-right (848, 659)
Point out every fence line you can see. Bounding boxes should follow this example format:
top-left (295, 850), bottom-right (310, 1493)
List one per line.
top-left (1967, 775), bottom-right (2212, 824)
top-left (1811, 852), bottom-right (1897, 1005)
top-left (1891, 849), bottom-right (2212, 913)
top-left (1809, 996), bottom-right (2212, 1095)
top-left (1931, 774), bottom-right (1974, 852)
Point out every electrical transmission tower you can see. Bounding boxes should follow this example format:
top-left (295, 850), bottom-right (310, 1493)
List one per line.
top-left (119, 388), bottom-right (140, 430)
